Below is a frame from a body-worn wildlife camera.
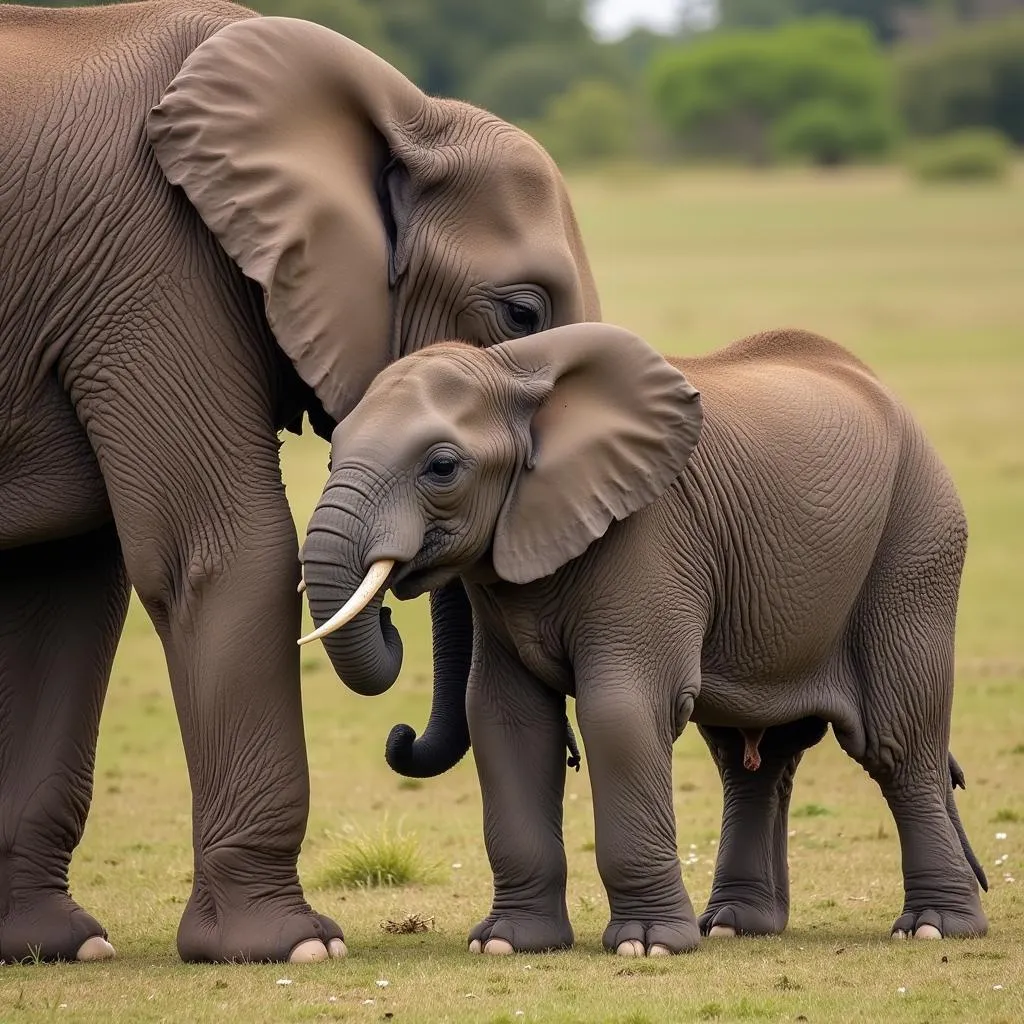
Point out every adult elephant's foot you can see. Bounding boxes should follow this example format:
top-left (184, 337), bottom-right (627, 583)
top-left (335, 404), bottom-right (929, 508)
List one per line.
top-left (0, 892), bottom-right (115, 963)
top-left (468, 913), bottom-right (573, 955)
top-left (603, 917), bottom-right (700, 956)
top-left (177, 877), bottom-right (346, 963)
top-left (699, 895), bottom-right (787, 938)
top-left (890, 904), bottom-right (988, 940)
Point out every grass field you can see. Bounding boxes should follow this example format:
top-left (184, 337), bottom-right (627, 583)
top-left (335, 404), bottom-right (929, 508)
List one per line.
top-left (2, 166), bottom-right (1023, 1023)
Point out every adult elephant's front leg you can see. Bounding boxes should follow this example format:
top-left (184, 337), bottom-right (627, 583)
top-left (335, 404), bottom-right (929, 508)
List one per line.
top-left (697, 718), bottom-right (827, 938)
top-left (151, 515), bottom-right (344, 964)
top-left (466, 637), bottom-right (573, 955)
top-left (72, 287), bottom-right (344, 963)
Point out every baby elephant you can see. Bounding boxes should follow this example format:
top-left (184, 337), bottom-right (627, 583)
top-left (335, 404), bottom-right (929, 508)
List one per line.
top-left (300, 323), bottom-right (987, 956)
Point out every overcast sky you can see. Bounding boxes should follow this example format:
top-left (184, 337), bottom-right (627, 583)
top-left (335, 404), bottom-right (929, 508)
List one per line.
top-left (589, 0), bottom-right (682, 39)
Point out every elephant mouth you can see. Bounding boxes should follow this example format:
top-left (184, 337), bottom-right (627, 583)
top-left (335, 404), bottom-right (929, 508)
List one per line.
top-left (297, 558), bottom-right (397, 646)
top-left (390, 563), bottom-right (460, 601)
top-left (298, 558), bottom-right (461, 646)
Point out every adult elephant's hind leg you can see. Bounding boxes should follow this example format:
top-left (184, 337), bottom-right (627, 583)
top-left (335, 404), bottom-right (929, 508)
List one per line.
top-left (698, 718), bottom-right (827, 938)
top-left (0, 526), bottom-right (128, 963)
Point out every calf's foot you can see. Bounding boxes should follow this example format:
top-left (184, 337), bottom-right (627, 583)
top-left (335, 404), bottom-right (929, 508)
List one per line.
top-left (699, 887), bottom-right (788, 938)
top-left (604, 916), bottom-right (700, 956)
top-left (468, 912), bottom-right (573, 955)
top-left (890, 900), bottom-right (987, 940)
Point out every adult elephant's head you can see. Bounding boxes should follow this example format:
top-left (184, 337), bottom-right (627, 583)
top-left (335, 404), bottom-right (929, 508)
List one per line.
top-left (147, 16), bottom-right (600, 774)
top-left (299, 325), bottom-right (702, 777)
top-left (147, 15), bottom-right (599, 428)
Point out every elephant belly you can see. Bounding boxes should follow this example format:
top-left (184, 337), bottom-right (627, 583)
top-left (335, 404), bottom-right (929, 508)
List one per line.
top-left (0, 378), bottom-right (111, 549)
top-left (693, 656), bottom-right (848, 732)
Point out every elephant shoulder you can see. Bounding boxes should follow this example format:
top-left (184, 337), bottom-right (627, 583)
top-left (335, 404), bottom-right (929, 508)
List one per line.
top-left (678, 328), bottom-right (898, 423)
top-left (0, 0), bottom-right (252, 107)
top-left (687, 328), bottom-right (874, 378)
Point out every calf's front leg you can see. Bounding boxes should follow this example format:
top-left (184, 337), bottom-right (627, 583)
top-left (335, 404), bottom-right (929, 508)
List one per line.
top-left (466, 636), bottom-right (573, 955)
top-left (576, 665), bottom-right (700, 956)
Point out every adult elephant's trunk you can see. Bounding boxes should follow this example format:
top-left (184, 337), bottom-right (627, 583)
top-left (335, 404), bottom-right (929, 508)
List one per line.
top-left (301, 501), bottom-right (404, 697)
top-left (385, 580), bottom-right (473, 778)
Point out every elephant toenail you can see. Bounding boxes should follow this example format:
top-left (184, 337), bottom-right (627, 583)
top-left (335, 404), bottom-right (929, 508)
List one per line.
top-left (914, 924), bottom-right (942, 940)
top-left (708, 925), bottom-right (737, 938)
top-left (648, 944), bottom-right (672, 956)
top-left (76, 936), bottom-right (116, 961)
top-left (288, 939), bottom-right (330, 963)
top-left (616, 939), bottom-right (646, 957)
top-left (484, 938), bottom-right (515, 955)
top-left (327, 938), bottom-right (348, 958)
top-left (468, 939), bottom-right (482, 954)
top-left (891, 929), bottom-right (909, 940)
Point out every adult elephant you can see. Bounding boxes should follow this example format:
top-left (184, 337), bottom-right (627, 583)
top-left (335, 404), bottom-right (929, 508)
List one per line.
top-left (0, 0), bottom-right (598, 965)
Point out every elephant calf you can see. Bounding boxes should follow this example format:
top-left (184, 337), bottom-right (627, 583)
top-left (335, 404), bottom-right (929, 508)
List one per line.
top-left (300, 323), bottom-right (988, 956)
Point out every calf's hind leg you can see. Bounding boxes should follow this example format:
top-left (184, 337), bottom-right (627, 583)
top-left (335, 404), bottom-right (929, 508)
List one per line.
top-left (0, 526), bottom-right (129, 962)
top-left (698, 717), bottom-right (827, 937)
top-left (837, 533), bottom-right (987, 939)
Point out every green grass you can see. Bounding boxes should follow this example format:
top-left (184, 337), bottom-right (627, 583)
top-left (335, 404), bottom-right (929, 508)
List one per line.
top-left (2, 165), bottom-right (1023, 1021)
top-left (314, 827), bottom-right (437, 889)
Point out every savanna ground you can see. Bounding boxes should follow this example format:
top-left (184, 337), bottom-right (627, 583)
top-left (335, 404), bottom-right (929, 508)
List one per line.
top-left (2, 165), bottom-right (1023, 1023)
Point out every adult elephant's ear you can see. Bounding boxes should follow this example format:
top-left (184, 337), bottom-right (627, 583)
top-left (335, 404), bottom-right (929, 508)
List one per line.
top-left (147, 17), bottom-right (424, 423)
top-left (487, 324), bottom-right (703, 585)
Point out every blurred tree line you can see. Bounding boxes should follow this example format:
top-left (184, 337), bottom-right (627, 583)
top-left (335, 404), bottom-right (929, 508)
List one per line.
top-left (12, 0), bottom-right (1023, 170)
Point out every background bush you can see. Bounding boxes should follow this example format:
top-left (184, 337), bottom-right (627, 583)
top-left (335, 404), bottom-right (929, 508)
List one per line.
top-left (526, 80), bottom-right (635, 167)
top-left (648, 17), bottom-right (897, 165)
top-left (895, 15), bottom-right (1024, 145)
top-left (772, 97), bottom-right (897, 165)
top-left (905, 127), bottom-right (1013, 181)
top-left (465, 40), bottom-right (629, 123)
top-left (7, 0), bottom-right (1021, 171)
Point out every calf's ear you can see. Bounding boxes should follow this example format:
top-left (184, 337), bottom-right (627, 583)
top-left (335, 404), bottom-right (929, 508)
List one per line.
top-left (486, 323), bottom-right (702, 584)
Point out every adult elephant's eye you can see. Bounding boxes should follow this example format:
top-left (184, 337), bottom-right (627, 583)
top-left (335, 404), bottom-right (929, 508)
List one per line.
top-left (503, 301), bottom-right (540, 334)
top-left (426, 453), bottom-right (460, 480)
top-left (496, 291), bottom-right (548, 338)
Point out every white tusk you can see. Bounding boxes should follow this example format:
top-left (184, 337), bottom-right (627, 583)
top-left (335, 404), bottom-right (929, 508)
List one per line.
top-left (297, 569), bottom-right (307, 594)
top-left (296, 559), bottom-right (394, 646)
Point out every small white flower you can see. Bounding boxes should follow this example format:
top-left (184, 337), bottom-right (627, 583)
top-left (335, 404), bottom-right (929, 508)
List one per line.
top-left (362, 998), bottom-right (375, 1005)
top-left (1004, 875), bottom-right (1016, 883)
top-left (58, 1006), bottom-right (67, 1011)
top-left (993, 985), bottom-right (1004, 991)
top-left (276, 979), bottom-right (293, 986)
top-left (515, 1012), bottom-right (525, 1018)
top-left (464, 993), bottom-right (477, 998)
top-left (375, 979), bottom-right (390, 988)
top-left (897, 987), bottom-right (906, 995)
top-left (996, 832), bottom-right (1008, 840)
top-left (452, 862), bottom-right (463, 869)
top-left (328, 997), bottom-right (337, 1003)
top-left (689, 844), bottom-right (697, 850)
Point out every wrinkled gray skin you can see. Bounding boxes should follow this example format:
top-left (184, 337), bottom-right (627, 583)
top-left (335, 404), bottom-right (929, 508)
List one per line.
top-left (304, 324), bottom-right (988, 956)
top-left (0, 0), bottom-right (596, 964)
